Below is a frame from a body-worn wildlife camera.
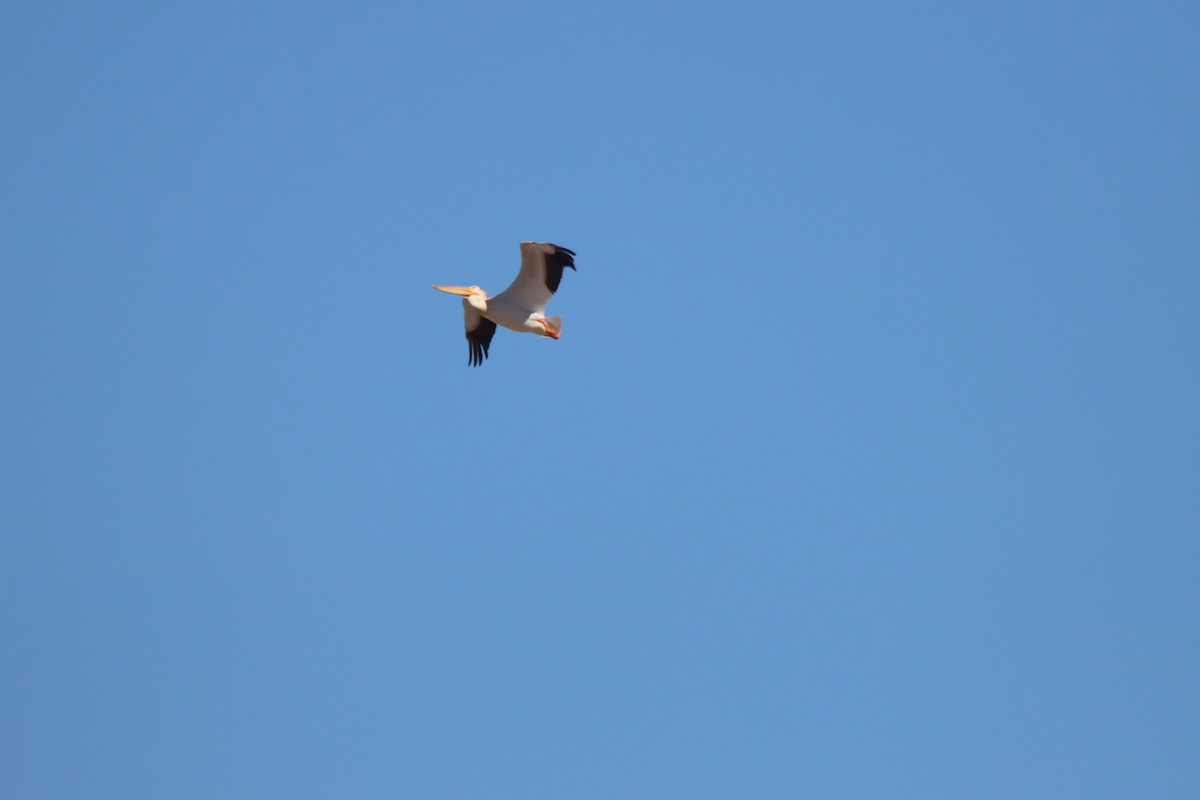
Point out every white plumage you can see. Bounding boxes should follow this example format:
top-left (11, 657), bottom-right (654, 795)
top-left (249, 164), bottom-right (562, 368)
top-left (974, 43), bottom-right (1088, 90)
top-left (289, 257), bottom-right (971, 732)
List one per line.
top-left (432, 241), bottom-right (577, 366)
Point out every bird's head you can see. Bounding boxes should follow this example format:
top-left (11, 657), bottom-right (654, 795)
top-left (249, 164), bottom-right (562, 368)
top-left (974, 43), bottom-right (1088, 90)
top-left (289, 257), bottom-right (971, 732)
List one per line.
top-left (432, 284), bottom-right (488, 311)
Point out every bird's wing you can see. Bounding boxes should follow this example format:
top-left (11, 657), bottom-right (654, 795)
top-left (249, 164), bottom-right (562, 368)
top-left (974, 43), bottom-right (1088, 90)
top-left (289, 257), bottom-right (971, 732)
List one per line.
top-left (495, 242), bottom-right (576, 313)
top-left (464, 303), bottom-right (497, 367)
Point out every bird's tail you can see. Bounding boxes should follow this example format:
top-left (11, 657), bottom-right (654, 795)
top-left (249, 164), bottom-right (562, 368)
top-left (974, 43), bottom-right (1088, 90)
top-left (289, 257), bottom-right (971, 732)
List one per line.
top-left (543, 315), bottom-right (562, 339)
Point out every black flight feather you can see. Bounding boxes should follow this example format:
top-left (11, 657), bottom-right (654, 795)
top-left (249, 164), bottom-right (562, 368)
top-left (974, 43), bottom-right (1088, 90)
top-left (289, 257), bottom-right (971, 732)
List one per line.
top-left (466, 317), bottom-right (497, 367)
top-left (542, 245), bottom-right (577, 294)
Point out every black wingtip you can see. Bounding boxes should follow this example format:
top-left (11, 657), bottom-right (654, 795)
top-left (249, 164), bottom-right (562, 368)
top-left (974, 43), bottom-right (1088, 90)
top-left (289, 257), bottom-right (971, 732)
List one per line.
top-left (541, 245), bottom-right (577, 293)
top-left (465, 318), bottom-right (496, 367)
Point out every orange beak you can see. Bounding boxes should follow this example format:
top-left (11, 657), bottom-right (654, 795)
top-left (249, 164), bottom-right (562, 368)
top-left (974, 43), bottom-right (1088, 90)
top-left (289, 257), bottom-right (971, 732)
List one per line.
top-left (431, 285), bottom-right (475, 297)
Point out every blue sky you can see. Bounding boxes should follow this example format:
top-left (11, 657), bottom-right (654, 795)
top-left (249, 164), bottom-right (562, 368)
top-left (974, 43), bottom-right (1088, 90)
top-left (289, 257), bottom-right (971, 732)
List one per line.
top-left (2, 1), bottom-right (1198, 797)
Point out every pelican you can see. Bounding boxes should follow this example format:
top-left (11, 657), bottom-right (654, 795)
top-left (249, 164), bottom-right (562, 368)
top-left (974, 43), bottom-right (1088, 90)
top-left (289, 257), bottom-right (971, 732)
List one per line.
top-left (433, 241), bottom-right (577, 366)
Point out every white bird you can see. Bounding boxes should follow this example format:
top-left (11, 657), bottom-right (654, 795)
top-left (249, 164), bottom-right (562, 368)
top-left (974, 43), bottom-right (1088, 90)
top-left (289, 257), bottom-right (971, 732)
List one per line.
top-left (432, 241), bottom-right (577, 366)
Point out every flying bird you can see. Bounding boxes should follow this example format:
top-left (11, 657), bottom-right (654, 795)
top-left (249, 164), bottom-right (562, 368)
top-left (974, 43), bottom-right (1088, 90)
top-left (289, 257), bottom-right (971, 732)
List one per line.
top-left (432, 241), bottom-right (577, 366)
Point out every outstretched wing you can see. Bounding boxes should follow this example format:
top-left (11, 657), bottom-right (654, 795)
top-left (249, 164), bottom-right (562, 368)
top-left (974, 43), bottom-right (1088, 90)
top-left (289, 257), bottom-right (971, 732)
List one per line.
top-left (495, 242), bottom-right (576, 313)
top-left (464, 303), bottom-right (497, 367)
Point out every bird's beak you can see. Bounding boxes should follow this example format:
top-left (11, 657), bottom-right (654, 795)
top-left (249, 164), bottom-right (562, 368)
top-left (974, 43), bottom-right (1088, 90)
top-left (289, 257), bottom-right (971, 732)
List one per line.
top-left (432, 285), bottom-right (474, 296)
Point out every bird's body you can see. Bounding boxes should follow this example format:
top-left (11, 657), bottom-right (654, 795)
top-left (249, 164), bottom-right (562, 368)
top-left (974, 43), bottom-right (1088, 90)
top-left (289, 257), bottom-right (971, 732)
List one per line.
top-left (481, 293), bottom-right (554, 335)
top-left (433, 241), bottom-right (576, 366)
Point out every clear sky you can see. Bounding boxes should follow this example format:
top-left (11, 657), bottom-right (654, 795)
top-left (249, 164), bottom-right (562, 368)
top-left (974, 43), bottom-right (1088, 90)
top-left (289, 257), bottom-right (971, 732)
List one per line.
top-left (2, 1), bottom-right (1198, 797)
